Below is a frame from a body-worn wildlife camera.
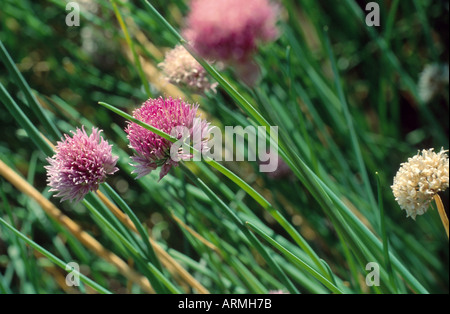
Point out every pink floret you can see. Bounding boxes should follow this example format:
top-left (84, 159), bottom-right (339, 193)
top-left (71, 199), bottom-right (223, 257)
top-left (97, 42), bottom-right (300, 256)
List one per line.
top-left (45, 126), bottom-right (118, 203)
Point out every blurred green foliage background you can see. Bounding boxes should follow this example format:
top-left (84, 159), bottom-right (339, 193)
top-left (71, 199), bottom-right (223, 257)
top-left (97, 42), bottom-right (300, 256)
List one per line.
top-left (0, 0), bottom-right (448, 293)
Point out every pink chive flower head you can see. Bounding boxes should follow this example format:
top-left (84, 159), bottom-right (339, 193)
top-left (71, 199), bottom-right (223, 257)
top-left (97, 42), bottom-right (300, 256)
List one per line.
top-left (183, 0), bottom-right (279, 63)
top-left (125, 97), bottom-right (211, 181)
top-left (158, 44), bottom-right (218, 94)
top-left (45, 126), bottom-right (119, 203)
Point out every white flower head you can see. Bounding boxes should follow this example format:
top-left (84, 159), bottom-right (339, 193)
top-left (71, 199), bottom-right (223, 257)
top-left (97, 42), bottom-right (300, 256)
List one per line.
top-left (158, 45), bottom-right (217, 94)
top-left (391, 148), bottom-right (449, 219)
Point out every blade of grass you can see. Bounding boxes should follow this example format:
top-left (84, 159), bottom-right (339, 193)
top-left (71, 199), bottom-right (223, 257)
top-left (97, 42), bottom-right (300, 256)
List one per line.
top-left (323, 28), bottom-right (378, 223)
top-left (0, 82), bottom-right (54, 156)
top-left (100, 183), bottom-right (163, 273)
top-left (96, 191), bottom-right (211, 293)
top-left (0, 40), bottom-right (61, 141)
top-left (246, 221), bottom-right (343, 294)
top-left (0, 217), bottom-right (111, 294)
top-left (228, 257), bottom-right (268, 294)
top-left (376, 172), bottom-right (397, 293)
top-left (412, 0), bottom-right (438, 61)
top-left (315, 176), bottom-right (429, 293)
top-left (111, 0), bottom-right (152, 98)
top-left (383, 0), bottom-right (400, 44)
top-left (82, 199), bottom-right (176, 293)
top-left (0, 271), bottom-right (12, 294)
top-left (0, 179), bottom-right (39, 293)
top-left (180, 163), bottom-right (300, 294)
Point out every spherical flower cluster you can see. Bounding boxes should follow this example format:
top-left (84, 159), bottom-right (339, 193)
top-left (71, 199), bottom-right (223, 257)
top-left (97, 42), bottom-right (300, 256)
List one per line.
top-left (125, 97), bottom-right (211, 181)
top-left (391, 148), bottom-right (449, 219)
top-left (418, 63), bottom-right (449, 103)
top-left (158, 45), bottom-right (218, 94)
top-left (183, 0), bottom-right (279, 63)
top-left (45, 126), bottom-right (119, 202)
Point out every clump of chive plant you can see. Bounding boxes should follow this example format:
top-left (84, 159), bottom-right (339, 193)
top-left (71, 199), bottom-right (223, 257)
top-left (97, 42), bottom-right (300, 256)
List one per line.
top-left (183, 0), bottom-right (279, 85)
top-left (391, 148), bottom-right (449, 225)
top-left (418, 63), bottom-right (449, 104)
top-left (158, 44), bottom-right (218, 94)
top-left (45, 126), bottom-right (119, 202)
top-left (125, 97), bottom-right (211, 181)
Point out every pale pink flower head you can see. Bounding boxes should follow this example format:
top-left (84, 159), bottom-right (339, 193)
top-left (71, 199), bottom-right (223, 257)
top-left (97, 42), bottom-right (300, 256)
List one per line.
top-left (45, 126), bottom-right (119, 203)
top-left (125, 97), bottom-right (211, 181)
top-left (158, 44), bottom-right (218, 94)
top-left (184, 0), bottom-right (279, 63)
